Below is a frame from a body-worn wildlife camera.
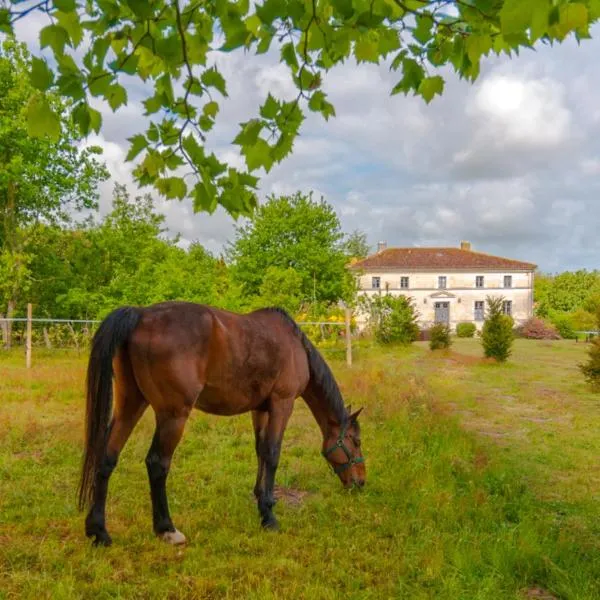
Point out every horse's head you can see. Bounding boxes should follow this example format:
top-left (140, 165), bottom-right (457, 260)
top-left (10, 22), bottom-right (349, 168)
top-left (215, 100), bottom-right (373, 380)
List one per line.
top-left (322, 407), bottom-right (365, 489)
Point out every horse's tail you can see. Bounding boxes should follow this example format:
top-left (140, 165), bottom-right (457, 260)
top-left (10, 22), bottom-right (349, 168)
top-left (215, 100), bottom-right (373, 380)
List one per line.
top-left (77, 306), bottom-right (141, 511)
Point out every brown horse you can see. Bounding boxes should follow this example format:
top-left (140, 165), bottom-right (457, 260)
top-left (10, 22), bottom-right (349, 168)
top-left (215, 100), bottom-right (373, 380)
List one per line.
top-left (78, 301), bottom-right (365, 546)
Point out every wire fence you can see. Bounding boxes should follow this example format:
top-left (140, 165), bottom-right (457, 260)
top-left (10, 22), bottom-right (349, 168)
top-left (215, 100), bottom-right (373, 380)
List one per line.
top-left (0, 306), bottom-right (355, 367)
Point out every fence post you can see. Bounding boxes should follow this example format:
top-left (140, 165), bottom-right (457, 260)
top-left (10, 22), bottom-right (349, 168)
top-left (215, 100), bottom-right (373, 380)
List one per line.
top-left (26, 303), bottom-right (32, 368)
top-left (345, 307), bottom-right (352, 366)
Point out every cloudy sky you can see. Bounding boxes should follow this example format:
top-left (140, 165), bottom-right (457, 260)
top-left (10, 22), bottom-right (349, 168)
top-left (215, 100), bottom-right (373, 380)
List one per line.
top-left (14, 15), bottom-right (600, 273)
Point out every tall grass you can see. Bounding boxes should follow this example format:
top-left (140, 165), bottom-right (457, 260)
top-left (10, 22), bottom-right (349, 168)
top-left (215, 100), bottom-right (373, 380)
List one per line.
top-left (1, 340), bottom-right (600, 598)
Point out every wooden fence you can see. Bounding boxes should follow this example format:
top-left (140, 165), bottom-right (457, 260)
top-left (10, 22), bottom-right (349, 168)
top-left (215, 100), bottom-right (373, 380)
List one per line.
top-left (1, 305), bottom-right (354, 368)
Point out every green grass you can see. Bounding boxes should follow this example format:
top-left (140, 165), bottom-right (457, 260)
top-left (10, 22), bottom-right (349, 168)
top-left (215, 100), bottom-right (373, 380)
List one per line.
top-left (1, 340), bottom-right (600, 599)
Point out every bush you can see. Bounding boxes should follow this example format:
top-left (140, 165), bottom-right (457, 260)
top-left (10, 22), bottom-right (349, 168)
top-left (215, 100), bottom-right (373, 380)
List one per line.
top-left (365, 294), bottom-right (419, 345)
top-left (481, 296), bottom-right (514, 362)
top-left (580, 338), bottom-right (600, 392)
top-left (429, 323), bottom-right (452, 350)
top-left (517, 317), bottom-right (560, 340)
top-left (548, 310), bottom-right (577, 339)
top-left (456, 322), bottom-right (476, 338)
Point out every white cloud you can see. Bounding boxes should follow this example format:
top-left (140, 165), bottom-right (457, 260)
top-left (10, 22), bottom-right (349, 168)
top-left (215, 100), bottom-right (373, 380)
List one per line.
top-left (6, 12), bottom-right (600, 271)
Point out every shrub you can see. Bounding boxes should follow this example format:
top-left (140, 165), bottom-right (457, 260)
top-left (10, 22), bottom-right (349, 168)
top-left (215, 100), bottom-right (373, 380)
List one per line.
top-left (481, 296), bottom-right (514, 362)
top-left (517, 317), bottom-right (560, 340)
top-left (456, 322), bottom-right (476, 338)
top-left (548, 310), bottom-right (577, 339)
top-left (429, 323), bottom-right (452, 350)
top-left (366, 294), bottom-right (419, 345)
top-left (580, 338), bottom-right (600, 392)
top-left (579, 309), bottom-right (600, 391)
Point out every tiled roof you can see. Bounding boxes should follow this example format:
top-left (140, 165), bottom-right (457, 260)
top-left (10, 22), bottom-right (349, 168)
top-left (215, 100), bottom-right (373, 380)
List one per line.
top-left (349, 247), bottom-right (537, 271)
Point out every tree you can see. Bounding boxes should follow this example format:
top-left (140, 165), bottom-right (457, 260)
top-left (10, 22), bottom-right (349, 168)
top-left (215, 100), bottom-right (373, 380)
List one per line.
top-left (481, 295), bottom-right (514, 362)
top-left (0, 38), bottom-right (108, 344)
top-left (227, 192), bottom-right (352, 305)
top-left (252, 266), bottom-right (304, 314)
top-left (0, 1), bottom-right (596, 218)
top-left (343, 230), bottom-right (370, 261)
top-left (546, 270), bottom-right (600, 312)
top-left (24, 183), bottom-right (239, 320)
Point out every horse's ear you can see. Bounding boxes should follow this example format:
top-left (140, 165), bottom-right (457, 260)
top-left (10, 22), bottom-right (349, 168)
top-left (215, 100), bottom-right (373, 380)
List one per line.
top-left (350, 407), bottom-right (364, 422)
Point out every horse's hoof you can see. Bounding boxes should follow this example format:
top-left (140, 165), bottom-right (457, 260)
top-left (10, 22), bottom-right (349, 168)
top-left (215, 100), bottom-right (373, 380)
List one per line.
top-left (261, 518), bottom-right (280, 532)
top-left (89, 530), bottom-right (112, 547)
top-left (159, 529), bottom-right (187, 545)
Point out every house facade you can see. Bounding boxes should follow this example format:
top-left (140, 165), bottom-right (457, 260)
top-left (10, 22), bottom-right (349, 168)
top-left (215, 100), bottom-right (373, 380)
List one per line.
top-left (350, 241), bottom-right (537, 331)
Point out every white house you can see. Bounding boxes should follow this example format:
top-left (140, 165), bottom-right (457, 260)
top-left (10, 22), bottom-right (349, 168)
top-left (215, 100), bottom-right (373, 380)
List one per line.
top-left (350, 241), bottom-right (537, 331)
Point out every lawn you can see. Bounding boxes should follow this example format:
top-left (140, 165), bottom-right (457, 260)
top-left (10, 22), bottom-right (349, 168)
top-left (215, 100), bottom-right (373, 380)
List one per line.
top-left (1, 339), bottom-right (600, 599)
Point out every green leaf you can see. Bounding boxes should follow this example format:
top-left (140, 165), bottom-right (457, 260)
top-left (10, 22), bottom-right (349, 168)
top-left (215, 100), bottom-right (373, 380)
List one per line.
top-left (182, 134), bottom-right (206, 165)
top-left (56, 10), bottom-right (83, 47)
top-left (125, 134), bottom-right (148, 161)
top-left (391, 58), bottom-right (424, 95)
top-left (87, 69), bottom-right (112, 96)
top-left (107, 84), bottom-right (128, 111)
top-left (557, 3), bottom-right (588, 34)
top-left (418, 75), bottom-right (444, 103)
top-left (354, 34), bottom-right (379, 63)
top-left (30, 57), bottom-right (55, 91)
top-left (413, 14), bottom-right (433, 44)
top-left (243, 138), bottom-right (273, 171)
top-left (260, 94), bottom-right (279, 119)
top-left (308, 91), bottom-right (336, 120)
top-left (127, 0), bottom-right (155, 19)
top-left (143, 94), bottom-right (164, 114)
top-left (465, 34), bottom-right (493, 65)
top-left (200, 68), bottom-right (228, 96)
top-left (500, 0), bottom-right (533, 34)
top-left (530, 0), bottom-right (551, 40)
top-left (156, 177), bottom-right (187, 200)
top-left (193, 181), bottom-right (218, 213)
top-left (54, 0), bottom-right (77, 10)
top-left (40, 24), bottom-right (70, 56)
top-left (233, 119), bottom-right (264, 147)
top-left (72, 102), bottom-right (102, 135)
top-left (0, 8), bottom-right (12, 34)
top-left (280, 43), bottom-right (299, 71)
top-left (26, 94), bottom-right (61, 141)
top-left (203, 101), bottom-right (219, 119)
top-left (245, 14), bottom-right (262, 35)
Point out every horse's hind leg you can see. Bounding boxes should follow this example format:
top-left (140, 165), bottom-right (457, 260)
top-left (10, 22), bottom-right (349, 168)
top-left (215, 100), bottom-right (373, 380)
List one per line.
top-left (252, 397), bottom-right (294, 530)
top-left (145, 408), bottom-right (190, 545)
top-left (85, 351), bottom-right (148, 546)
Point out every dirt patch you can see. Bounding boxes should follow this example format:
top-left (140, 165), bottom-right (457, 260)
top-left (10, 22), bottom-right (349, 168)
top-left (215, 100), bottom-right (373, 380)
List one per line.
top-left (521, 587), bottom-right (558, 599)
top-left (273, 485), bottom-right (309, 506)
top-left (12, 449), bottom-right (43, 461)
top-left (437, 350), bottom-right (497, 368)
top-left (251, 486), bottom-right (309, 507)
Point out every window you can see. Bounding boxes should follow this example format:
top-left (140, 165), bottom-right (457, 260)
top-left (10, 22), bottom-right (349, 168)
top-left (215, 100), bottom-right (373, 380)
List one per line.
top-left (474, 301), bottom-right (485, 321)
top-left (476, 276), bottom-right (484, 288)
top-left (502, 300), bottom-right (512, 316)
top-left (438, 276), bottom-right (447, 289)
top-left (372, 276), bottom-right (380, 289)
top-left (504, 275), bottom-right (512, 288)
top-left (400, 276), bottom-right (409, 289)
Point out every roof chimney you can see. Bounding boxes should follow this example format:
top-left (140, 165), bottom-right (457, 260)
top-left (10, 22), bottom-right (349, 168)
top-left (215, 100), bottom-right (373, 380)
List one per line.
top-left (377, 241), bottom-right (387, 253)
top-left (460, 240), bottom-right (471, 251)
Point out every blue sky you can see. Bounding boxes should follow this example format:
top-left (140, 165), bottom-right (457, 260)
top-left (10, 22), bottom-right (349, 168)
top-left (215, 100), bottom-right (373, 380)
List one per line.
top-left (12, 12), bottom-right (600, 274)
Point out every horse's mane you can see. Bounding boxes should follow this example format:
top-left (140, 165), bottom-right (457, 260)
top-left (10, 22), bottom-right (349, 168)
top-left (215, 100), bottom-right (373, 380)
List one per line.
top-left (262, 307), bottom-right (348, 425)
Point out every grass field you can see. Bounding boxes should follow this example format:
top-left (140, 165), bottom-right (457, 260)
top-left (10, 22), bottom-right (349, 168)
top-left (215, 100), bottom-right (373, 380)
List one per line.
top-left (1, 339), bottom-right (600, 599)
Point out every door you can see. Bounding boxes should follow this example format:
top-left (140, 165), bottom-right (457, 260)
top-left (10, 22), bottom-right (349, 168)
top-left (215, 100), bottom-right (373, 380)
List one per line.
top-left (434, 302), bottom-right (450, 324)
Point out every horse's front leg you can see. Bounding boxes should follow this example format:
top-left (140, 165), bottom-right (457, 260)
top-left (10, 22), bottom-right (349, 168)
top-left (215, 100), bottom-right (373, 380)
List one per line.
top-left (251, 397), bottom-right (294, 530)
